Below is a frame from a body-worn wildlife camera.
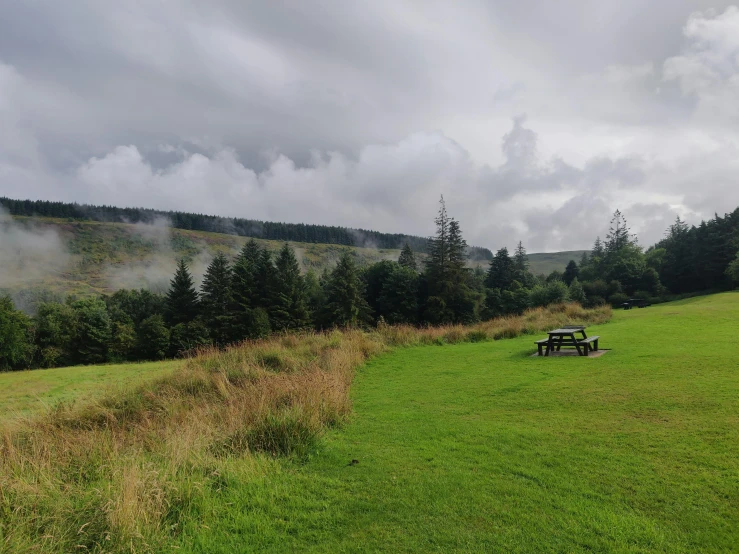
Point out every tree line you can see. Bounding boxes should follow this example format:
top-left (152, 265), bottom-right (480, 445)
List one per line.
top-left (0, 197), bottom-right (493, 261)
top-left (2, 198), bottom-right (739, 370)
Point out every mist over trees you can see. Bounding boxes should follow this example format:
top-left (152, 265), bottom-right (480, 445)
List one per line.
top-left (0, 197), bottom-right (493, 261)
top-left (2, 197), bottom-right (739, 371)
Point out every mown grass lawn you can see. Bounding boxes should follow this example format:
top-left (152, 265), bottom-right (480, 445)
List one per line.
top-left (180, 293), bottom-right (739, 553)
top-left (0, 359), bottom-right (180, 419)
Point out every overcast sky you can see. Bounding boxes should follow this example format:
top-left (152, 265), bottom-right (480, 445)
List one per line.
top-left (2, 1), bottom-right (739, 252)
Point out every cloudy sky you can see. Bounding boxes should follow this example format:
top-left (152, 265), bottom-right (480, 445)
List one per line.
top-left (2, 1), bottom-right (739, 252)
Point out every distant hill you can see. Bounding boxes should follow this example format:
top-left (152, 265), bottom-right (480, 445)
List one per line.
top-left (2, 211), bottom-right (583, 309)
top-left (0, 197), bottom-right (493, 261)
top-left (527, 250), bottom-right (588, 276)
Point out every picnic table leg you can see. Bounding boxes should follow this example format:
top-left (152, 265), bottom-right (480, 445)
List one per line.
top-left (545, 338), bottom-right (553, 356)
top-left (580, 330), bottom-right (587, 339)
top-left (556, 335), bottom-right (564, 351)
top-left (572, 334), bottom-right (584, 356)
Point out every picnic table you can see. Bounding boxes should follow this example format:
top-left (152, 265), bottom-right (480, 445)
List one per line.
top-left (534, 325), bottom-right (600, 356)
top-left (622, 298), bottom-right (651, 310)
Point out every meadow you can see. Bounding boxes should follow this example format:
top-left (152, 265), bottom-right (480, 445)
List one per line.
top-left (2, 294), bottom-right (738, 552)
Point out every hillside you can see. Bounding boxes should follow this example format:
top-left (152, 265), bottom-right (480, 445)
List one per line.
top-left (527, 250), bottom-right (587, 276)
top-left (1, 215), bottom-right (579, 305)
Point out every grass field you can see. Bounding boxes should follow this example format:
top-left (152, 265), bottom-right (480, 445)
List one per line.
top-left (0, 360), bottom-right (180, 419)
top-left (179, 293), bottom-right (739, 552)
top-left (2, 294), bottom-right (737, 553)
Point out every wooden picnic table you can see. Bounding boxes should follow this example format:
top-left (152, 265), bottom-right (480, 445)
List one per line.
top-left (534, 325), bottom-right (600, 356)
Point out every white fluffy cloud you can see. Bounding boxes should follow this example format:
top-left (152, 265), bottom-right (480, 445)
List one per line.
top-left (2, 2), bottom-right (739, 252)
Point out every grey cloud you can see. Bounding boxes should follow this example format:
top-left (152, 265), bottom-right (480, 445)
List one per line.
top-left (1, 1), bottom-right (739, 254)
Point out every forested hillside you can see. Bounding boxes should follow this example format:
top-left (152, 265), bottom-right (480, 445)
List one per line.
top-left (0, 197), bottom-right (493, 260)
top-left (2, 196), bottom-right (739, 371)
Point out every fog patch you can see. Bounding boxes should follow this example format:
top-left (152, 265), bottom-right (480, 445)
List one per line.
top-left (0, 207), bottom-right (71, 290)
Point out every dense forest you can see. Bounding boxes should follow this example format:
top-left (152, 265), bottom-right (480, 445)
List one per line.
top-left (0, 196), bottom-right (493, 261)
top-left (1, 198), bottom-right (738, 371)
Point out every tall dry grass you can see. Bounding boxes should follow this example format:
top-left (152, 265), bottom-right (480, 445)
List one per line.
top-left (0, 303), bottom-right (610, 553)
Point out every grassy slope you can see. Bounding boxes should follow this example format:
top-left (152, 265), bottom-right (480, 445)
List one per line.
top-left (0, 360), bottom-right (180, 418)
top-left (182, 293), bottom-right (739, 553)
top-left (6, 216), bottom-right (577, 298)
top-left (527, 249), bottom-right (587, 276)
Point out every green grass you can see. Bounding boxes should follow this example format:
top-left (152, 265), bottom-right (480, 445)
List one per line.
top-left (0, 359), bottom-right (180, 418)
top-left (178, 293), bottom-right (739, 553)
top-left (527, 249), bottom-right (588, 276)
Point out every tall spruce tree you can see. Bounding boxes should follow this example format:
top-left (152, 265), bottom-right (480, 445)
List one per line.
top-left (200, 252), bottom-right (234, 345)
top-left (231, 240), bottom-right (270, 339)
top-left (321, 252), bottom-right (372, 327)
top-left (272, 243), bottom-right (311, 331)
top-left (165, 259), bottom-right (200, 326)
top-left (563, 260), bottom-right (579, 285)
top-left (513, 241), bottom-right (529, 274)
top-left (486, 247), bottom-right (515, 290)
top-left (398, 242), bottom-right (418, 271)
top-left (423, 196), bottom-right (475, 324)
top-left (605, 210), bottom-right (637, 254)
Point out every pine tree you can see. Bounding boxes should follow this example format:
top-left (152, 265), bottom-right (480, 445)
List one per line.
top-left (485, 247), bottom-right (515, 290)
top-left (513, 241), bottom-right (529, 274)
top-left (512, 241), bottom-right (533, 285)
top-left (201, 252), bottom-right (234, 345)
top-left (321, 252), bottom-right (372, 327)
top-left (568, 277), bottom-right (586, 304)
top-left (398, 242), bottom-right (418, 271)
top-left (423, 196), bottom-right (476, 324)
top-left (165, 259), bottom-right (200, 326)
top-left (563, 260), bottom-right (579, 285)
top-left (447, 220), bottom-right (468, 273)
top-left (272, 243), bottom-right (311, 331)
top-left (230, 240), bottom-right (273, 340)
top-left (605, 210), bottom-right (637, 254)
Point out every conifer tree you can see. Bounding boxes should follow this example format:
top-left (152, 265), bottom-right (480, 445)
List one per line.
top-left (231, 240), bottom-right (269, 339)
top-left (321, 252), bottom-right (372, 327)
top-left (605, 210), bottom-right (637, 254)
top-left (563, 260), bottom-right (579, 285)
top-left (485, 247), bottom-right (515, 290)
top-left (513, 241), bottom-right (528, 271)
top-left (423, 196), bottom-right (476, 324)
top-left (201, 252), bottom-right (234, 345)
top-left (165, 259), bottom-right (200, 326)
top-left (398, 242), bottom-right (418, 271)
top-left (271, 243), bottom-right (311, 331)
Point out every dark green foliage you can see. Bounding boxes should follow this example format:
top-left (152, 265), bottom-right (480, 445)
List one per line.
top-left (34, 302), bottom-right (78, 367)
top-left (377, 266), bottom-right (419, 324)
top-left (105, 289), bottom-right (165, 326)
top-left (71, 297), bottom-right (112, 364)
top-left (486, 248), bottom-right (515, 290)
top-left (165, 259), bottom-right (200, 326)
top-left (424, 197), bottom-right (476, 324)
top-left (529, 281), bottom-right (569, 307)
top-left (0, 296), bottom-right (34, 370)
top-left (321, 252), bottom-right (372, 327)
top-left (363, 261), bottom-right (398, 322)
top-left (568, 278), bottom-right (587, 304)
top-left (201, 253), bottom-right (235, 345)
top-left (136, 314), bottom-right (170, 360)
top-left (272, 244), bottom-right (312, 331)
top-left (231, 240), bottom-right (275, 339)
top-left (398, 243), bottom-right (418, 271)
top-left (169, 319), bottom-right (211, 357)
top-left (563, 260), bottom-right (579, 285)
